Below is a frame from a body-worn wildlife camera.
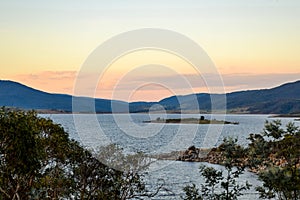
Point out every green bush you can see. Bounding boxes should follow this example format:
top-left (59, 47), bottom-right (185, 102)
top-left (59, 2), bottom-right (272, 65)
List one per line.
top-left (248, 120), bottom-right (300, 199)
top-left (182, 138), bottom-right (251, 200)
top-left (0, 107), bottom-right (156, 199)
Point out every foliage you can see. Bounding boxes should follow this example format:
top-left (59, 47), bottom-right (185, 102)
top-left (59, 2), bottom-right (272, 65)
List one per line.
top-left (247, 133), bottom-right (269, 167)
top-left (182, 138), bottom-right (251, 200)
top-left (256, 166), bottom-right (300, 200)
top-left (217, 138), bottom-right (251, 200)
top-left (97, 144), bottom-right (165, 199)
top-left (0, 107), bottom-right (157, 199)
top-left (199, 165), bottom-right (222, 198)
top-left (263, 120), bottom-right (285, 140)
top-left (182, 184), bottom-right (203, 200)
top-left (247, 120), bottom-right (300, 199)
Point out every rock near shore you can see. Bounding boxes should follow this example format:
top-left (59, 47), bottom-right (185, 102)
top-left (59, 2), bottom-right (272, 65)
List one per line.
top-left (176, 146), bottom-right (222, 163)
top-left (176, 145), bottom-right (244, 165)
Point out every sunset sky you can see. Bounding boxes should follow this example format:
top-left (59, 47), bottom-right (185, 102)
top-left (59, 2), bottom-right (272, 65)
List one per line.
top-left (1, 0), bottom-right (299, 102)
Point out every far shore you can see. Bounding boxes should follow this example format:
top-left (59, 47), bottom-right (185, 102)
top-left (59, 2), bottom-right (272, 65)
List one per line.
top-left (269, 114), bottom-right (300, 118)
top-left (28, 108), bottom-right (300, 116)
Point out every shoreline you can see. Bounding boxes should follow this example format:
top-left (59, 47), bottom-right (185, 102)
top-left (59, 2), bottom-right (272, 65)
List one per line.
top-left (269, 114), bottom-right (300, 118)
top-left (150, 145), bottom-right (295, 174)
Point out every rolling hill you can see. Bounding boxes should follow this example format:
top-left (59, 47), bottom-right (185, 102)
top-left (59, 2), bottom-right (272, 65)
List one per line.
top-left (0, 80), bottom-right (128, 113)
top-left (0, 80), bottom-right (299, 114)
top-left (130, 80), bottom-right (300, 114)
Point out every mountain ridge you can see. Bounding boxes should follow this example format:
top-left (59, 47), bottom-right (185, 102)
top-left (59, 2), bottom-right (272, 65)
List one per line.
top-left (1, 79), bottom-right (299, 114)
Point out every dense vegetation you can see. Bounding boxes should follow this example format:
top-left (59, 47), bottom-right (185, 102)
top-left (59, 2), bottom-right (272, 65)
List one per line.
top-left (182, 120), bottom-right (300, 200)
top-left (249, 120), bottom-right (300, 199)
top-left (0, 107), bottom-right (159, 199)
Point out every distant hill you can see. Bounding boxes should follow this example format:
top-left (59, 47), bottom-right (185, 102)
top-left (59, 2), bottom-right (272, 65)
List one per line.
top-left (130, 80), bottom-right (300, 114)
top-left (0, 80), bottom-right (128, 113)
top-left (1, 80), bottom-right (300, 114)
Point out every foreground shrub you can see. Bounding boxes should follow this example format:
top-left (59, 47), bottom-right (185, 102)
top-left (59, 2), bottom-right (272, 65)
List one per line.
top-left (0, 107), bottom-right (156, 199)
top-left (248, 120), bottom-right (300, 199)
top-left (182, 138), bottom-right (251, 200)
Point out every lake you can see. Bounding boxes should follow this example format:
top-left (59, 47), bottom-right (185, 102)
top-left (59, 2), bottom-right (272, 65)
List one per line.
top-left (40, 113), bottom-right (300, 199)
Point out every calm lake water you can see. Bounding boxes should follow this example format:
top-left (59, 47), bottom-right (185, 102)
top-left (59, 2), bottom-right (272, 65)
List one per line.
top-left (40, 113), bottom-right (300, 199)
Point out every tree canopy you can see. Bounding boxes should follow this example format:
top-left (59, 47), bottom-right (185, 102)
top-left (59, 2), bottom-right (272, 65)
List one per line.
top-left (0, 107), bottom-right (154, 199)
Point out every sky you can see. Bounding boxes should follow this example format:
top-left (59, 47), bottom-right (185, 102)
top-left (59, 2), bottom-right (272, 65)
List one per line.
top-left (0, 0), bottom-right (299, 102)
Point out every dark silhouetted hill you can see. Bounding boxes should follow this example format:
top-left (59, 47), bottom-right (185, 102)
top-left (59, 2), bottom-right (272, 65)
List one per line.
top-left (130, 80), bottom-right (300, 114)
top-left (1, 80), bottom-right (299, 114)
top-left (0, 80), bottom-right (128, 113)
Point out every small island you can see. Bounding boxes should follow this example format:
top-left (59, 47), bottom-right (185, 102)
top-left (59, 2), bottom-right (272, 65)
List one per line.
top-left (143, 117), bottom-right (239, 125)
